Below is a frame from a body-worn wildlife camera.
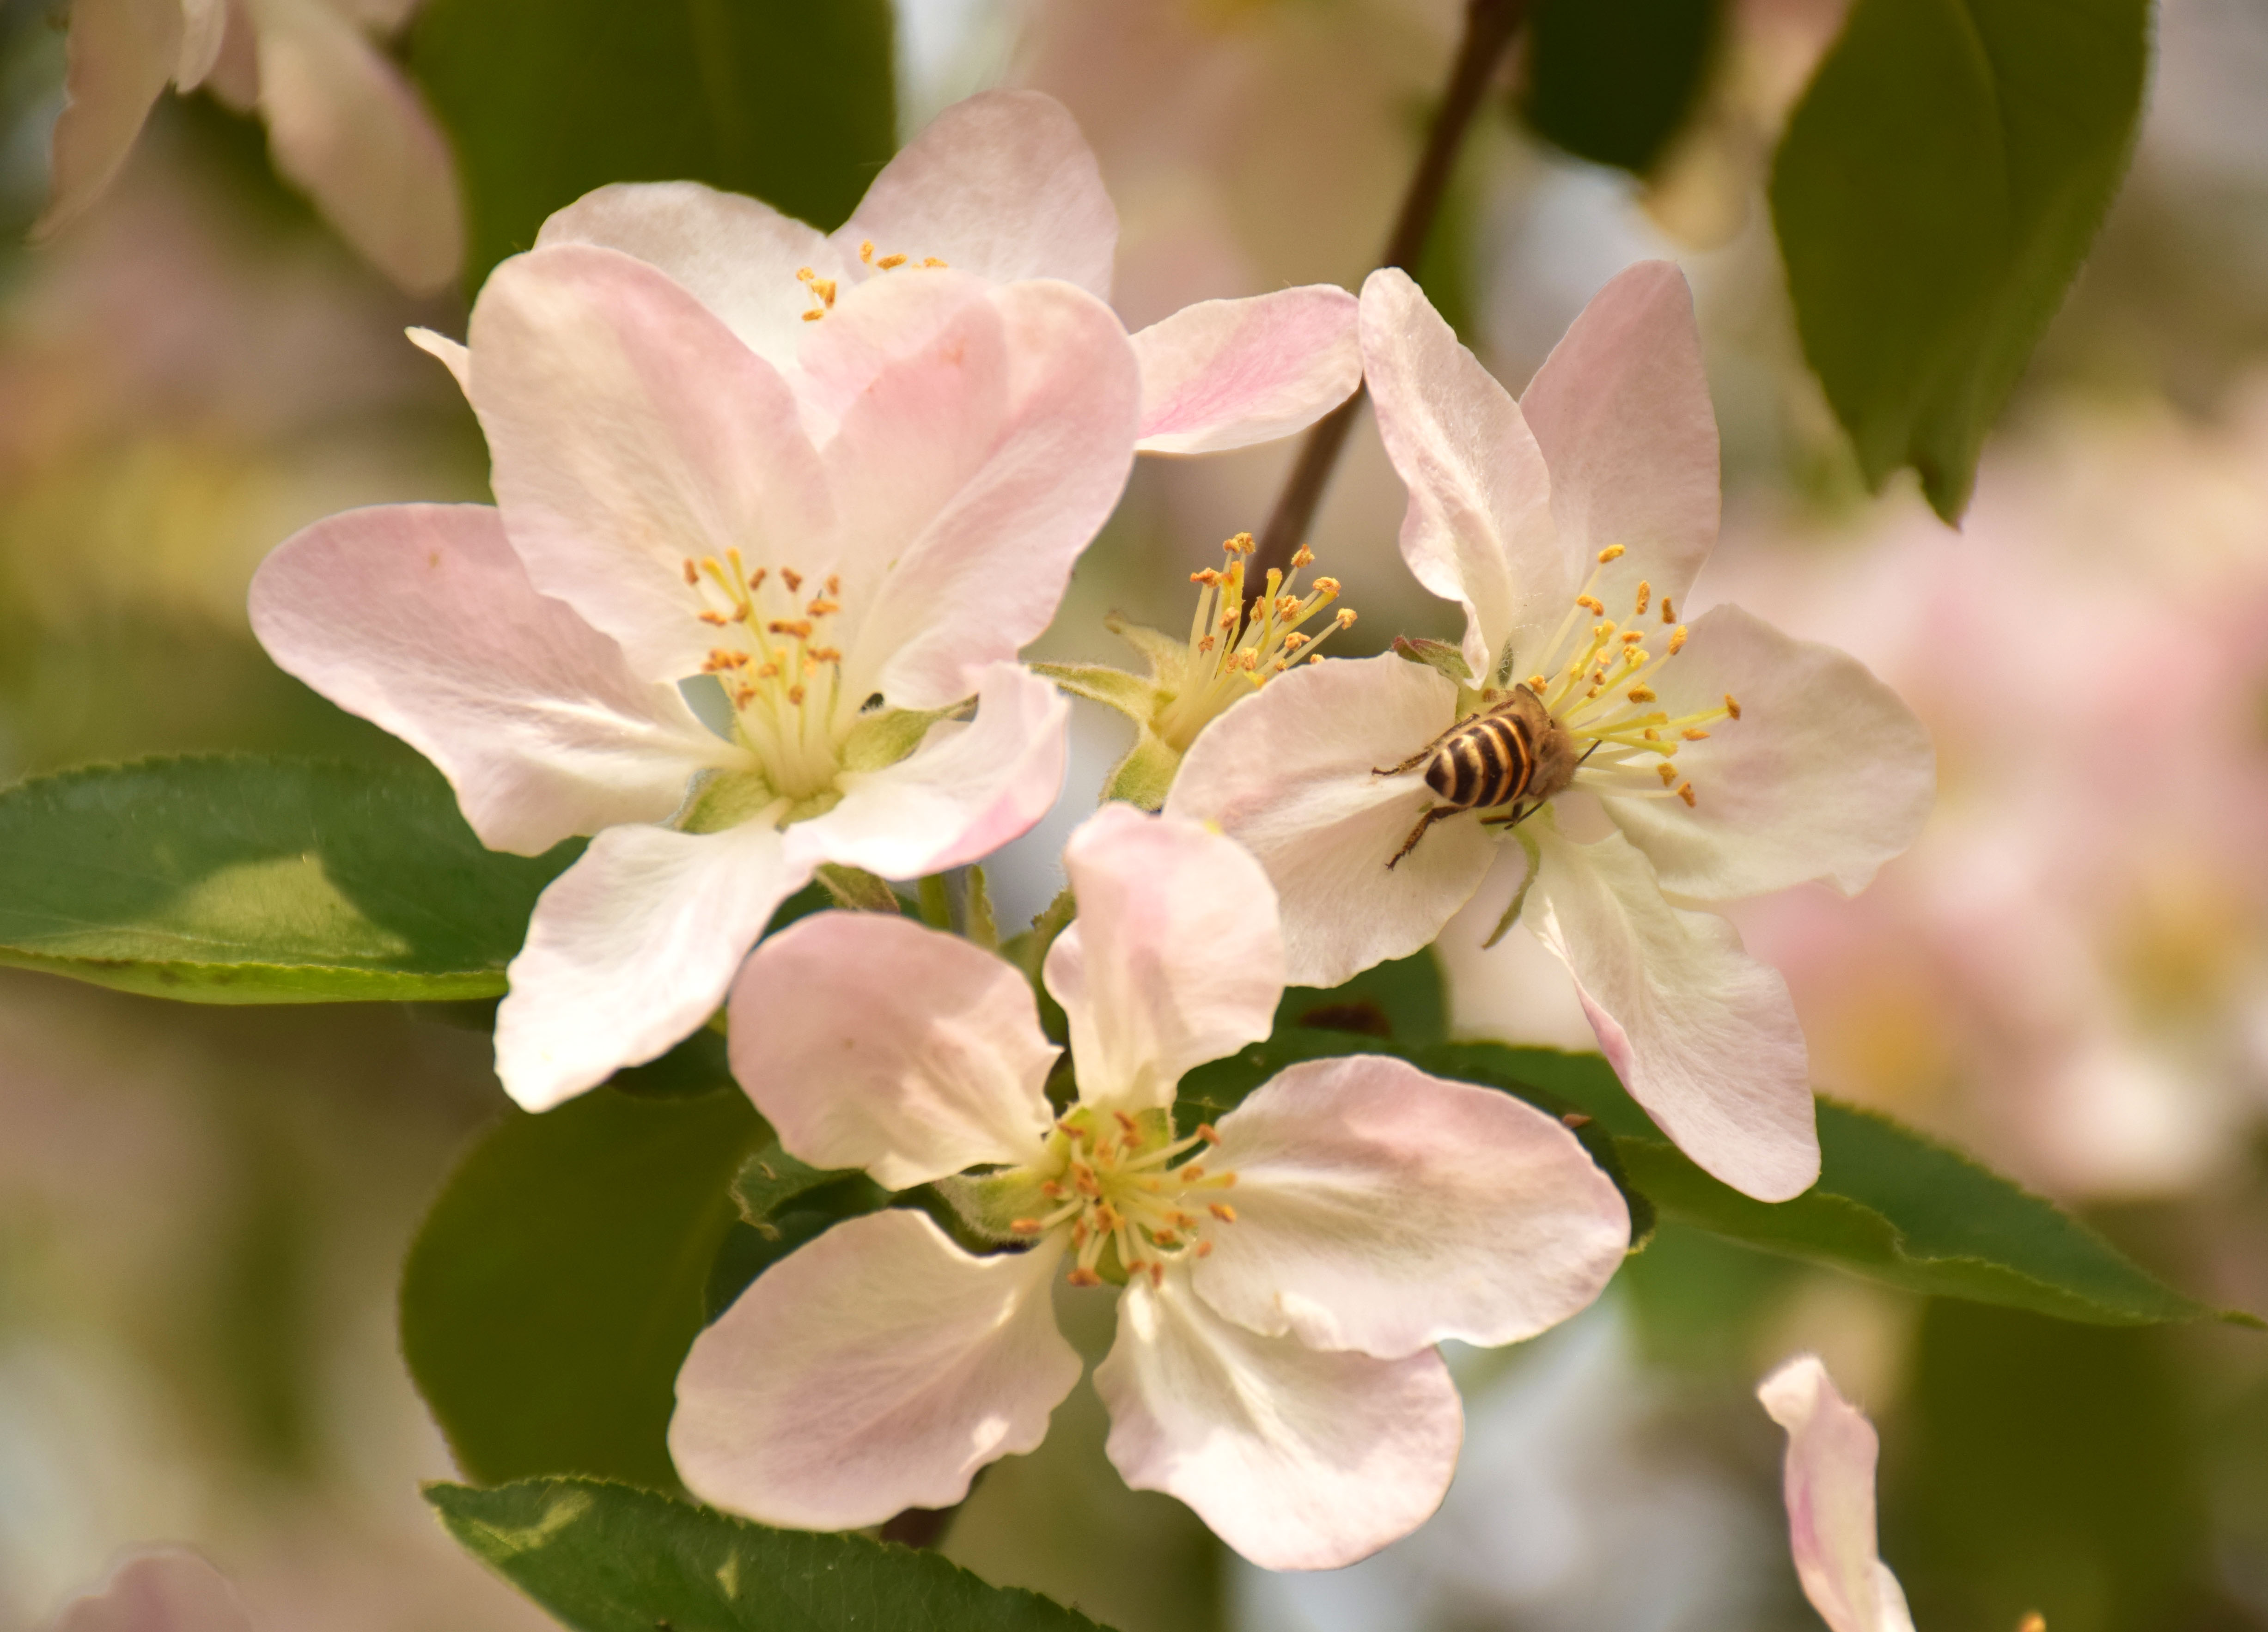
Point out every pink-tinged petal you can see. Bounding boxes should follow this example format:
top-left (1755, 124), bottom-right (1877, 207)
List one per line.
top-left (1360, 267), bottom-right (1565, 678)
top-left (819, 278), bottom-right (1140, 710)
top-left (405, 325), bottom-right (469, 393)
top-left (843, 89), bottom-right (1116, 301)
top-left (1166, 654), bottom-right (1496, 989)
top-left (537, 180), bottom-right (838, 371)
top-left (252, 0), bottom-right (463, 293)
top-left (1095, 1268), bottom-right (1462, 1571)
top-left (1527, 825), bottom-right (1819, 1201)
top-left (1520, 260), bottom-right (1720, 617)
top-left (1758, 1355), bottom-right (1918, 1632)
top-left (468, 244), bottom-right (831, 684)
top-left (248, 503), bottom-right (737, 856)
top-left (176, 0), bottom-right (230, 89)
top-left (1597, 604), bottom-right (1935, 901)
top-left (33, 0), bottom-right (180, 240)
top-left (672, 1212), bottom-right (1079, 1530)
top-left (1196, 1054), bottom-right (1627, 1358)
top-left (1130, 286), bottom-right (1361, 456)
top-left (494, 821), bottom-right (808, 1110)
top-left (795, 662), bottom-right (1069, 880)
top-left (51, 1549), bottom-right (251, 1632)
top-left (729, 912), bottom-right (1057, 1189)
top-left (1043, 804), bottom-right (1284, 1112)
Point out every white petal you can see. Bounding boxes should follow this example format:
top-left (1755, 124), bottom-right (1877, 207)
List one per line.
top-left (537, 180), bottom-right (838, 370)
top-left (494, 821), bottom-right (808, 1110)
top-left (795, 662), bottom-right (1069, 880)
top-left (1042, 804), bottom-right (1283, 1112)
top-left (34, 0), bottom-right (179, 240)
top-left (673, 1212), bottom-right (1079, 1531)
top-left (248, 503), bottom-right (736, 856)
top-left (405, 325), bottom-right (469, 393)
top-left (51, 1548), bottom-right (252, 1632)
top-left (842, 89), bottom-right (1116, 300)
top-left (468, 244), bottom-right (832, 685)
top-left (729, 912), bottom-right (1057, 1189)
top-left (1596, 604), bottom-right (1935, 901)
top-left (1095, 1268), bottom-right (1462, 1571)
top-left (1166, 653), bottom-right (1497, 989)
top-left (1757, 1354), bottom-right (1918, 1632)
top-left (251, 0), bottom-right (463, 292)
top-left (1519, 260), bottom-right (1719, 619)
top-left (1130, 286), bottom-right (1361, 456)
top-left (1359, 267), bottom-right (1566, 677)
top-left (1195, 1053), bottom-right (1628, 1357)
top-left (176, 0), bottom-right (230, 88)
top-left (1526, 824), bottom-right (1819, 1201)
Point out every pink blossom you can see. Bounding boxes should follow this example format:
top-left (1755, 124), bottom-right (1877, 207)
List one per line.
top-left (1757, 1354), bottom-right (1917, 1632)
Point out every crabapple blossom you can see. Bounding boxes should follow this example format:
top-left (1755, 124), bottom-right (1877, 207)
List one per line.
top-left (1758, 1354), bottom-right (1918, 1632)
top-left (1168, 264), bottom-right (1934, 1203)
top-left (409, 89), bottom-right (1359, 457)
top-left (251, 240), bottom-right (1139, 1110)
top-left (37, 0), bottom-right (462, 292)
top-left (671, 804), bottom-right (1629, 1571)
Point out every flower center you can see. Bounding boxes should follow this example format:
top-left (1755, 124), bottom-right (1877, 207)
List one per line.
top-left (795, 240), bottom-right (951, 322)
top-left (1150, 531), bottom-right (1357, 752)
top-left (683, 549), bottom-right (852, 804)
top-left (1514, 544), bottom-right (1740, 810)
top-left (1005, 1107), bottom-right (1240, 1288)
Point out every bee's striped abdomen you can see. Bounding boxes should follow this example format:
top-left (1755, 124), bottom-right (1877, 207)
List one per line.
top-left (1425, 710), bottom-right (1536, 811)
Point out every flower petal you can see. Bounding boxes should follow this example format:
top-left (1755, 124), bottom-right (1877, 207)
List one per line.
top-left (795, 662), bottom-right (1069, 880)
top-left (1757, 1354), bottom-right (1918, 1632)
top-left (843, 89), bottom-right (1116, 301)
top-left (252, 0), bottom-right (463, 293)
top-left (537, 180), bottom-right (837, 371)
top-left (1042, 804), bottom-right (1284, 1112)
top-left (248, 503), bottom-right (737, 856)
top-left (468, 244), bottom-right (831, 684)
top-left (52, 1548), bottom-right (252, 1632)
top-left (1596, 604), bottom-right (1935, 901)
top-left (1130, 286), bottom-right (1361, 456)
top-left (1095, 1268), bottom-right (1463, 1571)
top-left (1360, 267), bottom-right (1564, 678)
top-left (405, 325), bottom-right (469, 393)
top-left (1166, 653), bottom-right (1497, 989)
top-left (729, 912), bottom-right (1057, 1188)
top-left (34, 0), bottom-right (179, 240)
top-left (673, 1211), bottom-right (1080, 1531)
top-left (177, 0), bottom-right (230, 89)
top-left (1519, 260), bottom-right (1719, 617)
top-left (494, 821), bottom-right (808, 1110)
top-left (1195, 1053), bottom-right (1628, 1358)
top-left (1526, 824), bottom-right (1818, 1201)
top-left (818, 278), bottom-right (1140, 710)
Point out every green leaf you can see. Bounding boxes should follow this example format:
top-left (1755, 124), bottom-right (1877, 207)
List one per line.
top-left (409, 0), bottom-right (898, 288)
top-left (1769, 0), bottom-right (2149, 518)
top-left (1274, 948), bottom-right (1448, 1047)
top-left (0, 755), bottom-right (574, 1003)
top-left (401, 1088), bottom-right (765, 1490)
top-left (428, 1478), bottom-right (1114, 1632)
top-left (730, 1140), bottom-right (865, 1236)
top-left (1519, 0), bottom-right (1722, 176)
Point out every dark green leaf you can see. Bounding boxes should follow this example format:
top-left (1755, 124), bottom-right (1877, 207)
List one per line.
top-left (430, 1478), bottom-right (1113, 1632)
top-left (410, 0), bottom-right (898, 288)
top-left (1769, 0), bottom-right (2149, 518)
top-left (0, 755), bottom-right (573, 1003)
top-left (730, 1139), bottom-right (862, 1236)
top-left (605, 1027), bottom-right (736, 1100)
top-left (1519, 0), bottom-right (1722, 176)
top-left (401, 1088), bottom-right (765, 1490)
top-left (1273, 947), bottom-right (1448, 1047)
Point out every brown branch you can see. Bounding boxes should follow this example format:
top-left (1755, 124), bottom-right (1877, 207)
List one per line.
top-left (1248, 0), bottom-right (1530, 587)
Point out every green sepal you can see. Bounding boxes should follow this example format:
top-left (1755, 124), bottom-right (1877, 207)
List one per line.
top-left (814, 864), bottom-right (903, 913)
top-left (1103, 614), bottom-right (1190, 685)
top-left (1481, 827), bottom-right (1543, 949)
top-left (1031, 660), bottom-right (1159, 724)
top-left (965, 865), bottom-right (999, 950)
top-left (936, 1167), bottom-right (1055, 1245)
top-left (678, 768), bottom-right (776, 835)
top-left (1393, 634), bottom-right (1474, 685)
top-left (841, 705), bottom-right (958, 773)
top-left (1099, 730), bottom-right (1184, 811)
top-left (730, 1140), bottom-right (863, 1238)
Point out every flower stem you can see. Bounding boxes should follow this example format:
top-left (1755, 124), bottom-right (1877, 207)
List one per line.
top-left (1248, 0), bottom-right (1532, 587)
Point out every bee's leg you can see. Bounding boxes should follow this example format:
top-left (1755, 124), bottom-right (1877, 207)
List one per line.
top-left (1372, 716), bottom-right (1471, 777)
top-left (1478, 798), bottom-right (1538, 831)
top-left (1386, 805), bottom-right (1450, 869)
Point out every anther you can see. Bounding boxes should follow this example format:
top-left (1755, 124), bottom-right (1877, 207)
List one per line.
top-left (781, 569), bottom-right (804, 592)
top-left (1597, 544), bottom-right (1626, 562)
top-left (1528, 674), bottom-right (1548, 691)
top-left (824, 575), bottom-right (839, 594)
top-left (1634, 580), bottom-right (1651, 615)
top-left (1067, 1267), bottom-right (1103, 1288)
top-left (921, 256), bottom-right (946, 268)
top-left (1195, 1124), bottom-right (1220, 1144)
top-left (1668, 625), bottom-right (1688, 654)
top-left (1577, 595), bottom-right (1605, 614)
top-left (698, 611), bottom-right (728, 626)
top-left (859, 240), bottom-right (875, 263)
top-left (1643, 728), bottom-right (1661, 741)
top-left (1335, 609), bottom-right (1357, 628)
top-left (1195, 1240), bottom-right (1214, 1258)
top-left (1313, 577), bottom-right (1341, 597)
top-left (1725, 693), bottom-right (1742, 719)
top-left (1658, 763), bottom-right (1678, 786)
top-left (681, 558), bottom-right (700, 586)
top-left (786, 684), bottom-right (806, 705)
top-left (1677, 782), bottom-right (1696, 806)
top-left (1228, 532), bottom-right (1255, 554)
top-left (1628, 686), bottom-right (1658, 703)
top-left (1179, 1165), bottom-right (1204, 1181)
top-left (1208, 1202), bottom-right (1238, 1222)
top-left (1621, 631), bottom-right (1644, 644)
top-left (1291, 546), bottom-right (1315, 567)
top-left (877, 253), bottom-right (906, 270)
top-left (1113, 1110), bottom-right (1138, 1136)
top-left (1682, 727), bottom-right (1710, 740)
top-left (1009, 1219), bottom-right (1043, 1236)
top-left (768, 620), bottom-right (814, 639)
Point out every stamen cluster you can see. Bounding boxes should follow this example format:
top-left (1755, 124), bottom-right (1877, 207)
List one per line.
top-left (1001, 1106), bottom-right (1240, 1287)
top-left (683, 548), bottom-right (850, 800)
top-left (1151, 532), bottom-right (1357, 752)
top-left (797, 240), bottom-right (950, 321)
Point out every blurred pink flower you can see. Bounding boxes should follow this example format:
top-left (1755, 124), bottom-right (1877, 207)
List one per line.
top-left (49, 1550), bottom-right (250, 1632)
top-left (1170, 265), bottom-right (1932, 1203)
top-left (1757, 1354), bottom-right (1917, 1632)
top-left (673, 804), bottom-right (1629, 1571)
top-left (252, 244), bottom-right (1140, 1109)
top-left (37, 0), bottom-right (463, 293)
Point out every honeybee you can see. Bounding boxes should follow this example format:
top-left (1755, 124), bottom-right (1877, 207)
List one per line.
top-left (1374, 685), bottom-right (1581, 868)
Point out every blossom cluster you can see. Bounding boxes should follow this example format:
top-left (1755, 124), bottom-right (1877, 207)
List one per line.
top-left (246, 91), bottom-right (1932, 1571)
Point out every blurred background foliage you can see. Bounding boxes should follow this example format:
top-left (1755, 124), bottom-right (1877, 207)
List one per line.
top-left (0, 0), bottom-right (2264, 1628)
